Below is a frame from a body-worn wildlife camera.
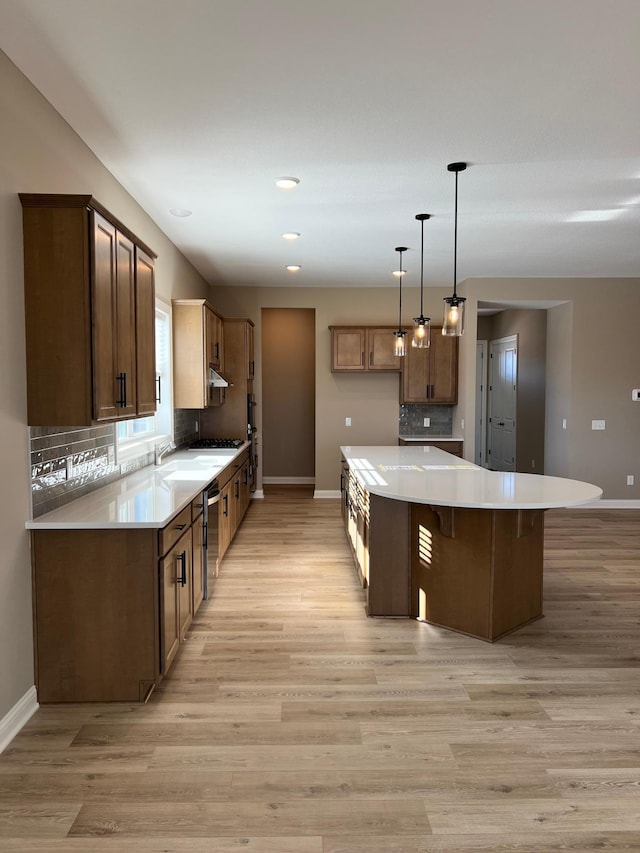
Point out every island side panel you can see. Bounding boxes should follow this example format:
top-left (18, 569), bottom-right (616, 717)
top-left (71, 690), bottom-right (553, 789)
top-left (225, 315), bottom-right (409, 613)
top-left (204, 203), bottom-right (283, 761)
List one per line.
top-left (410, 504), bottom-right (493, 639)
top-left (490, 508), bottom-right (544, 639)
top-left (32, 528), bottom-right (159, 702)
top-left (368, 494), bottom-right (410, 616)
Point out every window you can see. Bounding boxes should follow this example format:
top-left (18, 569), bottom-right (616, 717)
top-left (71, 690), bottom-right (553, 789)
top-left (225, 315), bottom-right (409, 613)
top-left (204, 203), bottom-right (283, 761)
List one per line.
top-left (116, 300), bottom-right (173, 460)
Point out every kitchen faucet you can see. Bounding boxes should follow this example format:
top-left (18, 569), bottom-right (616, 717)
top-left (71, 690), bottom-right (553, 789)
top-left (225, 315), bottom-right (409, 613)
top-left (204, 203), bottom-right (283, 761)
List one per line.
top-left (154, 440), bottom-right (176, 465)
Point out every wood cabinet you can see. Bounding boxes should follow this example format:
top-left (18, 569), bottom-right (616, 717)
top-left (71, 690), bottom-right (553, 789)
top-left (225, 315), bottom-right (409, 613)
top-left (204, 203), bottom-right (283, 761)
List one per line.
top-left (172, 299), bottom-right (226, 409)
top-left (401, 327), bottom-right (458, 404)
top-left (20, 194), bottom-right (157, 426)
top-left (398, 439), bottom-right (463, 457)
top-left (217, 448), bottom-right (251, 566)
top-left (31, 494), bottom-right (206, 703)
top-left (329, 326), bottom-right (401, 372)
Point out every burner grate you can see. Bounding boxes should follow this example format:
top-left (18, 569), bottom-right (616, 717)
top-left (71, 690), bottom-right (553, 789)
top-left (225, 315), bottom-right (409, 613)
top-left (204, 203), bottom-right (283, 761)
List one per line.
top-left (189, 438), bottom-right (245, 449)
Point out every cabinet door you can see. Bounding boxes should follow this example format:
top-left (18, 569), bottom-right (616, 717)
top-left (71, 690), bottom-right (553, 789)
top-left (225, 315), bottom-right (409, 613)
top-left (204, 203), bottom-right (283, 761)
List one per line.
top-left (92, 212), bottom-right (119, 421)
top-left (115, 231), bottom-right (137, 417)
top-left (401, 342), bottom-right (431, 403)
top-left (247, 322), bottom-right (255, 380)
top-left (177, 529), bottom-right (193, 640)
top-left (160, 541), bottom-right (181, 674)
top-left (429, 333), bottom-right (458, 404)
top-left (219, 482), bottom-right (233, 561)
top-left (135, 248), bottom-right (157, 416)
top-left (206, 307), bottom-right (221, 368)
top-left (192, 512), bottom-right (204, 615)
top-left (367, 328), bottom-right (401, 371)
top-left (331, 328), bottom-right (366, 371)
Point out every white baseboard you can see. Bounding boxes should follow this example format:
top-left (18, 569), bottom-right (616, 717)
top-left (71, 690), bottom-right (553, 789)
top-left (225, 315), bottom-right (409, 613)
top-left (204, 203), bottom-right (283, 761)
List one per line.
top-left (252, 490), bottom-right (264, 499)
top-left (262, 477), bottom-right (315, 485)
top-left (0, 686), bottom-right (38, 753)
top-left (579, 499), bottom-right (640, 509)
top-left (314, 490), bottom-right (341, 499)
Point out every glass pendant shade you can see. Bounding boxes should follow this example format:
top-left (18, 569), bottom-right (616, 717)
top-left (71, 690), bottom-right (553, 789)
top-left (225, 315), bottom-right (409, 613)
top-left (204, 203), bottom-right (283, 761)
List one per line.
top-left (442, 295), bottom-right (466, 336)
top-left (412, 317), bottom-right (431, 348)
top-left (394, 329), bottom-right (407, 357)
top-left (393, 246), bottom-right (408, 357)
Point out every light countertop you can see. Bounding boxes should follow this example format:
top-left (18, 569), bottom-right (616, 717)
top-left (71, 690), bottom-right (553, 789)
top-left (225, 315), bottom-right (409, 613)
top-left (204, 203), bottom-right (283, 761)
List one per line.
top-left (341, 445), bottom-right (602, 510)
top-left (26, 445), bottom-right (249, 530)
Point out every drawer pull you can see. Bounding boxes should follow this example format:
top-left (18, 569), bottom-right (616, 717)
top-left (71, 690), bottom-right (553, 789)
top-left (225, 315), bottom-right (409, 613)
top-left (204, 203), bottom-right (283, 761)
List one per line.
top-left (175, 523), bottom-right (187, 531)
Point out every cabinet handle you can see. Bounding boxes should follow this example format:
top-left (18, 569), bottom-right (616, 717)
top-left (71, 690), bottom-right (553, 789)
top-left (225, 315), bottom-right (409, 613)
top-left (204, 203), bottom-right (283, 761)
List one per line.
top-left (243, 469), bottom-right (248, 485)
top-left (194, 502), bottom-right (203, 509)
top-left (155, 375), bottom-right (162, 403)
top-left (250, 360), bottom-right (255, 377)
top-left (116, 372), bottom-right (127, 407)
top-left (215, 342), bottom-right (219, 361)
top-left (340, 473), bottom-right (344, 491)
top-left (369, 351), bottom-right (373, 366)
top-left (176, 551), bottom-right (187, 587)
top-left (361, 351), bottom-right (364, 366)
top-left (235, 480), bottom-right (240, 499)
top-left (223, 495), bottom-right (228, 517)
top-left (175, 523), bottom-right (187, 531)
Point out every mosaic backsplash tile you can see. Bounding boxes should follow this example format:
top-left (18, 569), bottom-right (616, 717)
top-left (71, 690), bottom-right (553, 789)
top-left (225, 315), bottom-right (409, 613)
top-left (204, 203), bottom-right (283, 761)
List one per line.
top-left (30, 410), bottom-right (201, 518)
top-left (399, 404), bottom-right (454, 437)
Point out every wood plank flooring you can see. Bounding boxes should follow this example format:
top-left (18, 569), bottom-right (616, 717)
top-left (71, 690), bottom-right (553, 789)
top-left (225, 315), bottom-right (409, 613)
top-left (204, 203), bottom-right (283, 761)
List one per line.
top-left (2, 495), bottom-right (640, 851)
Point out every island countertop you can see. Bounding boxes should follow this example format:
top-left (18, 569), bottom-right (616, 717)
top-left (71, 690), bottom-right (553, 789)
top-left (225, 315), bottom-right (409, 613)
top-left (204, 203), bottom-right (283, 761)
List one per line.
top-left (26, 444), bottom-right (250, 530)
top-left (341, 445), bottom-right (602, 510)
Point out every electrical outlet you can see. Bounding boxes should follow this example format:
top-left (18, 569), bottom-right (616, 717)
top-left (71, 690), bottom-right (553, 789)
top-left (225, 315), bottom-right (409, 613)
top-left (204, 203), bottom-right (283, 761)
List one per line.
top-left (562, 418), bottom-right (567, 429)
top-left (591, 420), bottom-right (605, 430)
top-left (345, 417), bottom-right (351, 427)
top-left (460, 419), bottom-right (464, 429)
top-left (531, 459), bottom-right (535, 470)
top-left (633, 389), bottom-right (640, 401)
top-left (627, 475), bottom-right (635, 486)
top-left (423, 417), bottom-right (430, 427)
top-left (194, 420), bottom-right (199, 432)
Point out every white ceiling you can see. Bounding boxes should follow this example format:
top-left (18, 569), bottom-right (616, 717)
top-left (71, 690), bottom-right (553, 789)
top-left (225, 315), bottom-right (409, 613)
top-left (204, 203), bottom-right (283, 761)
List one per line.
top-left (2, 0), bottom-right (639, 288)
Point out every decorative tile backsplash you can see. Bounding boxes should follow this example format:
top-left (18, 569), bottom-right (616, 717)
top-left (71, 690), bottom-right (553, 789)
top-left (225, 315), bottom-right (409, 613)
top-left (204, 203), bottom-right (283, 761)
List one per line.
top-left (30, 410), bottom-right (201, 518)
top-left (399, 404), bottom-right (453, 437)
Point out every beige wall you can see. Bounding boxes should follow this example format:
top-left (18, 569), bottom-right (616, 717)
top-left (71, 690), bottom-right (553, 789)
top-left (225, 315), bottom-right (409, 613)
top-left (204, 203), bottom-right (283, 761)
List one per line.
top-left (479, 309), bottom-right (547, 473)
top-left (459, 280), bottom-right (640, 497)
top-left (0, 52), bottom-right (210, 723)
top-left (209, 285), bottom-right (451, 492)
top-left (262, 308), bottom-right (315, 479)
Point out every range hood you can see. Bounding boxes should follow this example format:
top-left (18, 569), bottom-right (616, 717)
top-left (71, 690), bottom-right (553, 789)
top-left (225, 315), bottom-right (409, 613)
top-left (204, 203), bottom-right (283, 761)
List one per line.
top-left (209, 367), bottom-right (230, 388)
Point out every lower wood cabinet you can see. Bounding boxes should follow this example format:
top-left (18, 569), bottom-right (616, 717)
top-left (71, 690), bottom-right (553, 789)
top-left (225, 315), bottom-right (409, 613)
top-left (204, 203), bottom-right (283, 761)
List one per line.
top-left (31, 495), bottom-right (205, 703)
top-left (398, 439), bottom-right (463, 457)
top-left (218, 449), bottom-right (251, 566)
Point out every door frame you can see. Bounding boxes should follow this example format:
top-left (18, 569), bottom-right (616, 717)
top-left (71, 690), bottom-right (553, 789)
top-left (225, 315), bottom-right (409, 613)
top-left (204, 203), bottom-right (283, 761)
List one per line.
top-left (475, 340), bottom-right (488, 467)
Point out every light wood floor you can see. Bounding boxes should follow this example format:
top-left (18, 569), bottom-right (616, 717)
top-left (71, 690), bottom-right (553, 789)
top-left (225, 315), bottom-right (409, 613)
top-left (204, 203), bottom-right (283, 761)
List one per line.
top-left (2, 494), bottom-right (640, 851)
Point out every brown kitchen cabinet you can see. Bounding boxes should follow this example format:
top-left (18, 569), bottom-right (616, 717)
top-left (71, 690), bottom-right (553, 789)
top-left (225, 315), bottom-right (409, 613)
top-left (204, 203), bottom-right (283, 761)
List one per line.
top-left (31, 495), bottom-right (205, 703)
top-left (20, 194), bottom-right (157, 426)
top-left (172, 299), bottom-right (226, 409)
top-left (217, 448), bottom-right (251, 567)
top-left (329, 326), bottom-right (401, 372)
top-left (400, 327), bottom-right (458, 404)
top-left (398, 439), bottom-right (463, 457)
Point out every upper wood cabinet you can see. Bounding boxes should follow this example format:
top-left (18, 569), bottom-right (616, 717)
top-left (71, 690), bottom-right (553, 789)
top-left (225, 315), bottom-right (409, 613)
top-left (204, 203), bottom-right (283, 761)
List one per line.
top-left (401, 327), bottom-right (458, 404)
top-left (20, 194), bottom-right (157, 426)
top-left (172, 299), bottom-right (225, 409)
top-left (329, 326), bottom-right (401, 372)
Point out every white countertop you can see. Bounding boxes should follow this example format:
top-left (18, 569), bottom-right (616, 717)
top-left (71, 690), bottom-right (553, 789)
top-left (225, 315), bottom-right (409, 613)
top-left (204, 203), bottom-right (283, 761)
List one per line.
top-left (341, 445), bottom-right (602, 510)
top-left (26, 445), bottom-right (249, 530)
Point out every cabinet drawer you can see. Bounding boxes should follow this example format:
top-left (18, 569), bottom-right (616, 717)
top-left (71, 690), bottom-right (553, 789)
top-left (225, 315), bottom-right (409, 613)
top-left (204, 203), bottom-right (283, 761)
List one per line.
top-left (191, 495), bottom-right (205, 523)
top-left (158, 505), bottom-right (192, 557)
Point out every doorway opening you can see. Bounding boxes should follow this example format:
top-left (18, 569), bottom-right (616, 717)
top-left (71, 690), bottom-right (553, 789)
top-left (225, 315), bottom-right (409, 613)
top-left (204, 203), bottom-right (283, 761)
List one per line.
top-left (261, 308), bottom-right (316, 485)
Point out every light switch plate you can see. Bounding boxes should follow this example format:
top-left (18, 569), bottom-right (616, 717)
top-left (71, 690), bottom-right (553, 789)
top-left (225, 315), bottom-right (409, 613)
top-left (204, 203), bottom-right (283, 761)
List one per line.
top-left (592, 419), bottom-right (606, 430)
top-left (632, 389), bottom-right (640, 401)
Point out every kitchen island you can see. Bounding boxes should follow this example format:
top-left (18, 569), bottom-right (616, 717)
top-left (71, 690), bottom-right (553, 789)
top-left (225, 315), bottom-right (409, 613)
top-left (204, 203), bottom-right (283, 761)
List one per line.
top-left (341, 445), bottom-right (602, 641)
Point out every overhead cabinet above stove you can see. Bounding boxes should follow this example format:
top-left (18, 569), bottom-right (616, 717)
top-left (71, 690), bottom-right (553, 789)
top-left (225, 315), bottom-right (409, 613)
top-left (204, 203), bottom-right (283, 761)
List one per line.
top-left (20, 194), bottom-right (157, 426)
top-left (172, 299), bottom-right (226, 409)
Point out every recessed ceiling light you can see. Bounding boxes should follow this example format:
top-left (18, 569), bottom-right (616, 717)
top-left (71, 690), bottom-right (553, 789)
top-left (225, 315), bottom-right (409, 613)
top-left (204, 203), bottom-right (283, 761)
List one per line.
top-left (169, 208), bottom-right (192, 217)
top-left (565, 210), bottom-right (623, 222)
top-left (286, 265), bottom-right (302, 272)
top-left (275, 177), bottom-right (300, 189)
top-left (282, 232), bottom-right (301, 240)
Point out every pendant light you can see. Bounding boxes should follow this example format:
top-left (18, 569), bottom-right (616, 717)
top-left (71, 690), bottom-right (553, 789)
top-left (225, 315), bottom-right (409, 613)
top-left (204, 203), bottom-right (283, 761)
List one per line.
top-left (412, 213), bottom-right (431, 348)
top-left (393, 246), bottom-right (408, 357)
top-left (443, 161), bottom-right (467, 336)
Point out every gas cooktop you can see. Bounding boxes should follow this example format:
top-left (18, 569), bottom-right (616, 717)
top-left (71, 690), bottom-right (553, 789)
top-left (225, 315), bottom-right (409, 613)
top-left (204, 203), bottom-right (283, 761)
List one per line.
top-left (189, 438), bottom-right (245, 450)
